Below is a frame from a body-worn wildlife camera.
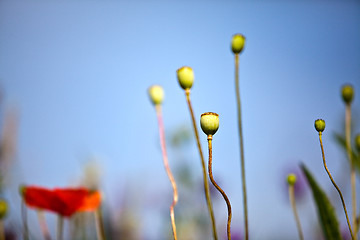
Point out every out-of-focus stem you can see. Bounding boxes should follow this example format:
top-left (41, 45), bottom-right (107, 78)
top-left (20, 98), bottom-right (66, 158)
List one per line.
top-left (207, 135), bottom-right (232, 240)
top-left (155, 105), bottom-right (178, 240)
top-left (345, 104), bottom-right (356, 238)
top-left (21, 200), bottom-right (29, 240)
top-left (95, 207), bottom-right (106, 240)
top-left (319, 133), bottom-right (354, 240)
top-left (0, 220), bottom-right (4, 240)
top-left (56, 215), bottom-right (64, 240)
top-left (235, 53), bottom-right (248, 240)
top-left (37, 211), bottom-right (51, 240)
top-left (185, 89), bottom-right (218, 240)
top-left (288, 185), bottom-right (304, 240)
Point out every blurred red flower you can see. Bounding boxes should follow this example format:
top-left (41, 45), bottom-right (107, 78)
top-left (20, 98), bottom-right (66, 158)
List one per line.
top-left (22, 186), bottom-right (101, 217)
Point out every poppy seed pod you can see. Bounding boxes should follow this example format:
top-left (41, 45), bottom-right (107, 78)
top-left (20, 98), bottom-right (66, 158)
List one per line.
top-left (287, 174), bottom-right (297, 186)
top-left (231, 34), bottom-right (246, 54)
top-left (200, 112), bottom-right (219, 136)
top-left (0, 199), bottom-right (8, 219)
top-left (314, 119), bottom-right (326, 133)
top-left (177, 66), bottom-right (194, 90)
top-left (148, 85), bottom-right (164, 106)
top-left (341, 84), bottom-right (354, 105)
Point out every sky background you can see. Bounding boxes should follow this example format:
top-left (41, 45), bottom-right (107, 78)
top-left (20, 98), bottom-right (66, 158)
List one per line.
top-left (0, 0), bottom-right (360, 239)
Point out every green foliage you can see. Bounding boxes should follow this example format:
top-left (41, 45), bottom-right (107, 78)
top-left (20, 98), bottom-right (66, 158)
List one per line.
top-left (301, 164), bottom-right (342, 240)
top-left (333, 132), bottom-right (360, 172)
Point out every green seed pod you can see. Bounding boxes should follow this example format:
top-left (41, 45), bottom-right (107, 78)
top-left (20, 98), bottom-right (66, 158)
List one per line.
top-left (148, 85), bottom-right (164, 106)
top-left (200, 112), bottom-right (219, 136)
top-left (355, 134), bottom-right (360, 153)
top-left (287, 173), bottom-right (297, 186)
top-left (231, 34), bottom-right (246, 54)
top-left (177, 66), bottom-right (194, 90)
top-left (0, 199), bottom-right (8, 219)
top-left (314, 119), bottom-right (326, 133)
top-left (341, 84), bottom-right (354, 105)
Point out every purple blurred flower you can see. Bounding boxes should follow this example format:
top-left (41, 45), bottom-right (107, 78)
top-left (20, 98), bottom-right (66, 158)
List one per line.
top-left (223, 229), bottom-right (243, 240)
top-left (341, 225), bottom-right (351, 240)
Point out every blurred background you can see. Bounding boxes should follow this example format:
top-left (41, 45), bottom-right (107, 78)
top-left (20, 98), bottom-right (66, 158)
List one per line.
top-left (0, 0), bottom-right (359, 239)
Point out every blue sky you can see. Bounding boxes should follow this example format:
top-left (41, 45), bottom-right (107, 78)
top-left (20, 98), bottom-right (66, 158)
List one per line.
top-left (0, 0), bottom-right (360, 239)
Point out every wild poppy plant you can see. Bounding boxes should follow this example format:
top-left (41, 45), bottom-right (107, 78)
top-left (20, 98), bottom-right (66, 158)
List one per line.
top-left (21, 186), bottom-right (101, 217)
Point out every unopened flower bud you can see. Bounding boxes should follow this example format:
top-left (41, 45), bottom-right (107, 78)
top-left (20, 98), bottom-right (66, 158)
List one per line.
top-left (231, 34), bottom-right (246, 54)
top-left (341, 84), bottom-right (354, 105)
top-left (0, 199), bottom-right (8, 219)
top-left (148, 85), bottom-right (164, 106)
top-left (314, 119), bottom-right (326, 133)
top-left (177, 66), bottom-right (194, 90)
top-left (287, 174), bottom-right (297, 186)
top-left (200, 112), bottom-right (219, 136)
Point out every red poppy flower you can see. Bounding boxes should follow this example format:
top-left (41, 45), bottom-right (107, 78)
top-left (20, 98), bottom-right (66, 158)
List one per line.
top-left (22, 186), bottom-right (101, 217)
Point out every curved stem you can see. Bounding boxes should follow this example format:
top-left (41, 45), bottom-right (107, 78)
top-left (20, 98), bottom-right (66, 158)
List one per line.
top-left (235, 53), bottom-right (249, 240)
top-left (185, 90), bottom-right (218, 240)
top-left (207, 135), bottom-right (232, 240)
top-left (319, 133), bottom-right (354, 240)
top-left (345, 104), bottom-right (357, 238)
top-left (288, 185), bottom-right (304, 240)
top-left (156, 105), bottom-right (178, 240)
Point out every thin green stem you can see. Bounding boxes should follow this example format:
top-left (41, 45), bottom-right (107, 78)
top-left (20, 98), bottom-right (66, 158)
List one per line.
top-left (155, 105), bottom-right (178, 240)
top-left (235, 53), bottom-right (248, 240)
top-left (56, 215), bottom-right (64, 240)
top-left (319, 132), bottom-right (354, 240)
top-left (37, 211), bottom-right (51, 240)
top-left (345, 104), bottom-right (357, 238)
top-left (95, 207), bottom-right (106, 240)
top-left (185, 90), bottom-right (218, 240)
top-left (207, 135), bottom-right (232, 240)
top-left (288, 185), bottom-right (304, 240)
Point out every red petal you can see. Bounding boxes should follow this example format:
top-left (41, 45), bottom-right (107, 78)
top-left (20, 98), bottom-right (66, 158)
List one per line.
top-left (78, 191), bottom-right (101, 211)
top-left (23, 186), bottom-right (100, 217)
top-left (53, 188), bottom-right (88, 216)
top-left (23, 186), bottom-right (63, 213)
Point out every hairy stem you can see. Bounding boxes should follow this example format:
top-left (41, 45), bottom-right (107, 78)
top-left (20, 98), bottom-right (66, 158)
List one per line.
top-left (235, 53), bottom-right (248, 240)
top-left (207, 135), bottom-right (232, 240)
top-left (185, 89), bottom-right (218, 240)
top-left (156, 105), bottom-right (178, 240)
top-left (319, 133), bottom-right (354, 240)
top-left (288, 185), bottom-right (304, 240)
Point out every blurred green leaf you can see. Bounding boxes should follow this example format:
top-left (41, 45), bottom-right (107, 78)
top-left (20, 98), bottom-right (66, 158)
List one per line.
top-left (333, 132), bottom-right (360, 174)
top-left (301, 164), bottom-right (342, 240)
